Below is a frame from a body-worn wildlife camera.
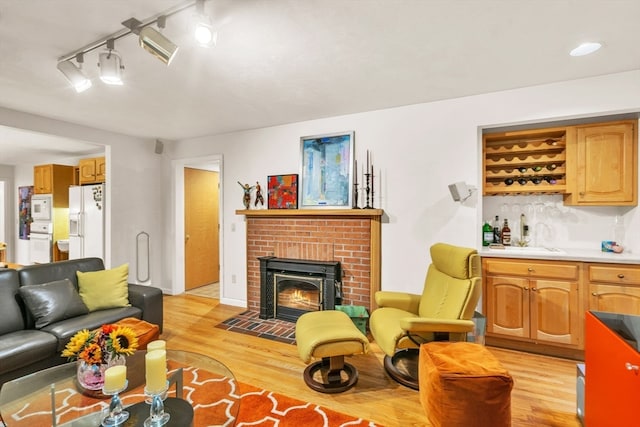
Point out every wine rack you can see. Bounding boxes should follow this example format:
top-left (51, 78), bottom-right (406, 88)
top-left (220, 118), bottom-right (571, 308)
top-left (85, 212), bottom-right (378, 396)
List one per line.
top-left (483, 127), bottom-right (567, 196)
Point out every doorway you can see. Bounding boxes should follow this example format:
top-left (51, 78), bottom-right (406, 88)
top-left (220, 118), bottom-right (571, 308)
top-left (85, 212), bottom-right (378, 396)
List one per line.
top-left (184, 167), bottom-right (219, 290)
top-left (172, 155), bottom-right (223, 297)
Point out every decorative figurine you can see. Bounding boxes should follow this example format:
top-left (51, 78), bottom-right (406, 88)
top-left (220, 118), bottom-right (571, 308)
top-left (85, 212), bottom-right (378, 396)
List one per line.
top-left (238, 181), bottom-right (255, 210)
top-left (254, 181), bottom-right (264, 208)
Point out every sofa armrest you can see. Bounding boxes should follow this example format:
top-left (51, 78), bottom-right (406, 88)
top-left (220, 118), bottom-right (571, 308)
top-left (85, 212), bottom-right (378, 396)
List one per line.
top-left (127, 284), bottom-right (163, 333)
top-left (374, 291), bottom-right (421, 313)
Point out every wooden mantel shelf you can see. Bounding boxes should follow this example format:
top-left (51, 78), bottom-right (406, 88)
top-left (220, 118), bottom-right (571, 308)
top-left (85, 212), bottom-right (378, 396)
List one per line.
top-left (236, 209), bottom-right (383, 217)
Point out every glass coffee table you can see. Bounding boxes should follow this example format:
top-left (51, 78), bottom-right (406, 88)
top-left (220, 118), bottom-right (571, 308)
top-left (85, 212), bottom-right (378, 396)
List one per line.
top-left (0, 350), bottom-right (239, 426)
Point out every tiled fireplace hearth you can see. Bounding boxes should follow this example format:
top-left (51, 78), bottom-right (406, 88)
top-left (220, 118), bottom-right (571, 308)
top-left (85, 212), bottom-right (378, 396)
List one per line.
top-left (236, 209), bottom-right (383, 314)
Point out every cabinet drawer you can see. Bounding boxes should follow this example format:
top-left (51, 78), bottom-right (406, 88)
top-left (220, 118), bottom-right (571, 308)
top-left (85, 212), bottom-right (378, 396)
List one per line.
top-left (588, 264), bottom-right (640, 285)
top-left (484, 258), bottom-right (579, 280)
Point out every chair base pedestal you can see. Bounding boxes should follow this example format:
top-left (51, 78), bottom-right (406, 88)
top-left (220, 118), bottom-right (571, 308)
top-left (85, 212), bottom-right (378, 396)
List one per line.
top-left (384, 348), bottom-right (419, 390)
top-left (303, 356), bottom-right (358, 393)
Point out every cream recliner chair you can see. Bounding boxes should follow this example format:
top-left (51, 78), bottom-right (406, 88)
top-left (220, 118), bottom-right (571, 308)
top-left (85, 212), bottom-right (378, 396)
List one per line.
top-left (369, 242), bottom-right (482, 389)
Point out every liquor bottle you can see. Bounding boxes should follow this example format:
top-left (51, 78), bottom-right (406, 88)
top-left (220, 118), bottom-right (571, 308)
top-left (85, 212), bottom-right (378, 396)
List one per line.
top-left (501, 219), bottom-right (511, 246)
top-left (493, 215), bottom-right (501, 244)
top-left (482, 221), bottom-right (493, 246)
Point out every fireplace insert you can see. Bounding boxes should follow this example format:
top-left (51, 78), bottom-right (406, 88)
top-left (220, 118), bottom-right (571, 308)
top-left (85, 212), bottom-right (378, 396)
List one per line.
top-left (259, 257), bottom-right (342, 322)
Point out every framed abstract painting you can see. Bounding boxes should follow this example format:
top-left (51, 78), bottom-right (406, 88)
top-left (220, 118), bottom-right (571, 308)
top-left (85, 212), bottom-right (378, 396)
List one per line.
top-left (299, 131), bottom-right (354, 209)
top-left (267, 174), bottom-right (298, 209)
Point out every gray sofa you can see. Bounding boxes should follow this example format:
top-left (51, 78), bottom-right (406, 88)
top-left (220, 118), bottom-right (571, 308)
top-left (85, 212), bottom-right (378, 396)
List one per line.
top-left (0, 257), bottom-right (163, 386)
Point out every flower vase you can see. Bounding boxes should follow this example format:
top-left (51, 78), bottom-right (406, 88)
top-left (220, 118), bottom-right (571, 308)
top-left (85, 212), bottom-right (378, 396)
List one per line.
top-left (76, 355), bottom-right (126, 396)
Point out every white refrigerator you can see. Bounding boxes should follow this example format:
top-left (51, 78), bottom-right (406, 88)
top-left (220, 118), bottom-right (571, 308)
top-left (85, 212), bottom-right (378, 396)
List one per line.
top-left (69, 184), bottom-right (105, 260)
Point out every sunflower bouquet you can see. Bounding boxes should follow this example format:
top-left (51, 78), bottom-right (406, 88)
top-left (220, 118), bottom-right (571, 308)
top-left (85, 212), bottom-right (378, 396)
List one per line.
top-left (62, 324), bottom-right (139, 364)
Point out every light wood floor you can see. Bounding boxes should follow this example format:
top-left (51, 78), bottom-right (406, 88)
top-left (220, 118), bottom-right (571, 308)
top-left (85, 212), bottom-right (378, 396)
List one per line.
top-left (161, 294), bottom-right (583, 427)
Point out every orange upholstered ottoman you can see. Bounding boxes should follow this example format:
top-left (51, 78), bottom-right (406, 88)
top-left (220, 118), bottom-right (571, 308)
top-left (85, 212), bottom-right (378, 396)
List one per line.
top-left (419, 342), bottom-right (513, 427)
top-left (115, 317), bottom-right (160, 350)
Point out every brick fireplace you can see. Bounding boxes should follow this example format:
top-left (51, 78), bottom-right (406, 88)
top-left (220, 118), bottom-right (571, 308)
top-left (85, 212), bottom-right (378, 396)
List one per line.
top-left (237, 209), bottom-right (383, 314)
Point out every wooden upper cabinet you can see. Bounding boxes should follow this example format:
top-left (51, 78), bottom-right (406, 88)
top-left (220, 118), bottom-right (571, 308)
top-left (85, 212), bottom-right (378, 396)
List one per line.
top-left (33, 164), bottom-right (53, 194)
top-left (564, 120), bottom-right (637, 206)
top-left (33, 164), bottom-right (74, 204)
top-left (79, 157), bottom-right (106, 184)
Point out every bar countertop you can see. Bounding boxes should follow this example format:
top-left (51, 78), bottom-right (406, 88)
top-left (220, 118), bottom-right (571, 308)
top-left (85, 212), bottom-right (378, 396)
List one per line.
top-left (479, 246), bottom-right (640, 265)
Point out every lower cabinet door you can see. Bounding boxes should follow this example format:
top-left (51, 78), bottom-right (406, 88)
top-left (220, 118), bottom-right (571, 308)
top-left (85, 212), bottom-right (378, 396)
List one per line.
top-left (530, 279), bottom-right (580, 346)
top-left (486, 275), bottom-right (530, 339)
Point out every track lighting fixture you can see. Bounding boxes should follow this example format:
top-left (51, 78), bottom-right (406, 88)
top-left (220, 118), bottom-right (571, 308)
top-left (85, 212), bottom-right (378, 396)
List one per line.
top-left (138, 16), bottom-right (179, 65)
top-left (98, 39), bottom-right (124, 85)
top-left (193, 0), bottom-right (217, 47)
top-left (57, 1), bottom-right (212, 92)
top-left (57, 53), bottom-right (92, 93)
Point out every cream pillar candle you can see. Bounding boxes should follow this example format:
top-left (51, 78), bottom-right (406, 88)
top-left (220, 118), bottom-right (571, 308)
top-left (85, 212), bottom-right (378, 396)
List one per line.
top-left (145, 350), bottom-right (167, 393)
top-left (146, 340), bottom-right (166, 353)
top-left (104, 365), bottom-right (127, 392)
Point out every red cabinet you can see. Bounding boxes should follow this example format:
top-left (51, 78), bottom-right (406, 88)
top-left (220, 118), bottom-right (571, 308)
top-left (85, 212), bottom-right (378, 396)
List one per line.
top-left (585, 311), bottom-right (640, 427)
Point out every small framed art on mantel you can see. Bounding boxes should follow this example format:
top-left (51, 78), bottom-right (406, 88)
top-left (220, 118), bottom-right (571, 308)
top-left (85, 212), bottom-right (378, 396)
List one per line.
top-left (267, 174), bottom-right (298, 209)
top-left (300, 131), bottom-right (354, 209)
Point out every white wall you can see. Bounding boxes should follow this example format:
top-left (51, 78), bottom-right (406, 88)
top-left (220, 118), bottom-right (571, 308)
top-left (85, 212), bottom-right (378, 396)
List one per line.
top-left (0, 108), bottom-right (165, 290)
top-left (169, 70), bottom-right (640, 305)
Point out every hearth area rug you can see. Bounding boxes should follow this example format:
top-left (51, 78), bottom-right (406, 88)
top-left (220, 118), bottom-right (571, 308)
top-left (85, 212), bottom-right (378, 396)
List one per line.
top-left (0, 364), bottom-right (379, 427)
top-left (215, 310), bottom-right (297, 344)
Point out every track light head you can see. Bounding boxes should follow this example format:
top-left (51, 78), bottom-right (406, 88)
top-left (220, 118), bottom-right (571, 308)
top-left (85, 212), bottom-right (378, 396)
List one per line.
top-left (193, 17), bottom-right (217, 47)
top-left (193, 0), bottom-right (216, 47)
top-left (139, 26), bottom-right (179, 65)
top-left (57, 53), bottom-right (92, 93)
top-left (98, 39), bottom-right (124, 85)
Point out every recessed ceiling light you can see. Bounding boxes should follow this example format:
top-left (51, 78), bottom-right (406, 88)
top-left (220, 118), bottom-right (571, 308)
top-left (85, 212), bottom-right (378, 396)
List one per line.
top-left (570, 42), bottom-right (602, 57)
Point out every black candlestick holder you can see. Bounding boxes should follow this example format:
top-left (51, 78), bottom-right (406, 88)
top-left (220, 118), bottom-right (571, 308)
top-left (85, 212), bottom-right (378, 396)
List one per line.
top-left (353, 183), bottom-right (360, 209)
top-left (364, 173), bottom-right (372, 209)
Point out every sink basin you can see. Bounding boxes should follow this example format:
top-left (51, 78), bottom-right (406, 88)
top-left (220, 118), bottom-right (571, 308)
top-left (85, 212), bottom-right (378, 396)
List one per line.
top-left (57, 239), bottom-right (69, 252)
top-left (488, 246), bottom-right (566, 256)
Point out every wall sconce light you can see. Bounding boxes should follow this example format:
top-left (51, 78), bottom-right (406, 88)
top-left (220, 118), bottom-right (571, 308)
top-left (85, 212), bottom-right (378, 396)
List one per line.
top-left (448, 181), bottom-right (476, 202)
top-left (57, 53), bottom-right (92, 93)
top-left (98, 39), bottom-right (124, 85)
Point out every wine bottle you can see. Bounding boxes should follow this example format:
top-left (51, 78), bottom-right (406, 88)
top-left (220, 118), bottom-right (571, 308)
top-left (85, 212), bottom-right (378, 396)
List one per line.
top-left (501, 219), bottom-right (511, 246)
top-left (482, 221), bottom-right (493, 246)
top-left (493, 215), bottom-right (501, 244)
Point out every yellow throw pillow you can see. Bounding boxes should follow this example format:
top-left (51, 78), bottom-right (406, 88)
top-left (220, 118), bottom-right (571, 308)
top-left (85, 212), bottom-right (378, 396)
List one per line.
top-left (77, 264), bottom-right (130, 312)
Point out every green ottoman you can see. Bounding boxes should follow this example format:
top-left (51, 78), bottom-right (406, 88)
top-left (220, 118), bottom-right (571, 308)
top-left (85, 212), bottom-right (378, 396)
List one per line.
top-left (295, 310), bottom-right (370, 393)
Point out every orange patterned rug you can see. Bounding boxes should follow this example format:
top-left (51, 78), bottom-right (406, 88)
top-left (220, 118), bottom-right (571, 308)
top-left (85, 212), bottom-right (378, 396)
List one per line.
top-left (0, 363), bottom-right (379, 427)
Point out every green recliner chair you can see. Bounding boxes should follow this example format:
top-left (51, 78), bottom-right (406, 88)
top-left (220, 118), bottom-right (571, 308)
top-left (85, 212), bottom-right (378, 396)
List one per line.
top-left (369, 242), bottom-right (482, 389)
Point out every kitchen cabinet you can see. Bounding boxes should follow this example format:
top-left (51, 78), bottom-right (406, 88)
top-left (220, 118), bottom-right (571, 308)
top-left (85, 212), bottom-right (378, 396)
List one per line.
top-left (483, 258), bottom-right (583, 348)
top-left (587, 263), bottom-right (640, 315)
top-left (483, 126), bottom-right (567, 196)
top-left (78, 157), bottom-right (106, 184)
top-left (33, 164), bottom-right (74, 203)
top-left (564, 120), bottom-right (637, 206)
top-left (585, 311), bottom-right (640, 427)
top-left (33, 164), bottom-right (53, 194)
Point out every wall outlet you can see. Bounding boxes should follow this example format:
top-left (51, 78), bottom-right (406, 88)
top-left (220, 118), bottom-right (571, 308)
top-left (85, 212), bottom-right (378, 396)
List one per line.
top-left (231, 274), bottom-right (236, 284)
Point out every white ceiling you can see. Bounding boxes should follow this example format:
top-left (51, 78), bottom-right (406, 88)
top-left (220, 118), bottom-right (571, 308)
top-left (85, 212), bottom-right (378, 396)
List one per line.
top-left (1, 0), bottom-right (639, 165)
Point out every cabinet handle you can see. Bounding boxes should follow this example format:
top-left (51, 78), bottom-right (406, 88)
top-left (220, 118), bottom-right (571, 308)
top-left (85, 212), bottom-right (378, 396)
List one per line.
top-left (527, 267), bottom-right (534, 272)
top-left (618, 273), bottom-right (625, 279)
top-left (591, 292), bottom-right (598, 296)
top-left (625, 362), bottom-right (639, 374)
top-left (524, 286), bottom-right (529, 290)
top-left (532, 287), bottom-right (537, 291)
